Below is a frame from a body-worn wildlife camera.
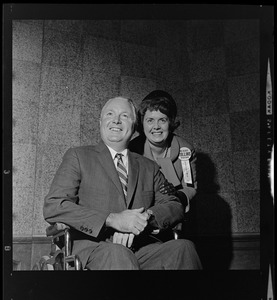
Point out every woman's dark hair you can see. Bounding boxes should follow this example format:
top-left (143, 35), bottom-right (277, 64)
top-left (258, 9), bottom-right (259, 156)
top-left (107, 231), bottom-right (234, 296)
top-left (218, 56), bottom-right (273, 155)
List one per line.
top-left (137, 90), bottom-right (180, 134)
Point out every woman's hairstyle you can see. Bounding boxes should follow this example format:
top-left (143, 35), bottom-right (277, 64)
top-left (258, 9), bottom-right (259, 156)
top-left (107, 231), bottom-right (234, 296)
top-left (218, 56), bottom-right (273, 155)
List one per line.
top-left (137, 90), bottom-right (180, 134)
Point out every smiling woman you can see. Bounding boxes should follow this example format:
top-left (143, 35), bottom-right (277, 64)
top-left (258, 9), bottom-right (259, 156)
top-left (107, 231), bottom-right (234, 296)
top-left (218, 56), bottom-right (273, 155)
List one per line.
top-left (129, 90), bottom-right (198, 215)
top-left (143, 110), bottom-right (170, 152)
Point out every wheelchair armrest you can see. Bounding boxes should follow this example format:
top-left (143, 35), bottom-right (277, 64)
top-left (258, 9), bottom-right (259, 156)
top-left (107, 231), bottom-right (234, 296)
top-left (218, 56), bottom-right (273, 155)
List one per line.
top-left (46, 222), bottom-right (70, 237)
top-left (173, 222), bottom-right (183, 232)
top-left (172, 222), bottom-right (183, 240)
top-left (44, 223), bottom-right (81, 270)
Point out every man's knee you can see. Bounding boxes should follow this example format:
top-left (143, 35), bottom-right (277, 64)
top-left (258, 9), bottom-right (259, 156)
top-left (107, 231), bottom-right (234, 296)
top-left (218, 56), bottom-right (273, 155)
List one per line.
top-left (87, 243), bottom-right (140, 270)
top-left (170, 239), bottom-right (196, 251)
top-left (162, 238), bottom-right (191, 249)
top-left (162, 239), bottom-right (202, 269)
top-left (167, 239), bottom-right (199, 257)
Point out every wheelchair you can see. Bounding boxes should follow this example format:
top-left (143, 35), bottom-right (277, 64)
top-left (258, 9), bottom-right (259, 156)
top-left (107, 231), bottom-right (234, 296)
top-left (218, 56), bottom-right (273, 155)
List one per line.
top-left (33, 222), bottom-right (81, 270)
top-left (36, 222), bottom-right (182, 271)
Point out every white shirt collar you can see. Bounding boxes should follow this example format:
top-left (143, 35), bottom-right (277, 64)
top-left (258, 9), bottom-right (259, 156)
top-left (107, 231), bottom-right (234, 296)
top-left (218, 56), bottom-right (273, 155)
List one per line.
top-left (106, 145), bottom-right (128, 160)
top-left (106, 145), bottom-right (128, 173)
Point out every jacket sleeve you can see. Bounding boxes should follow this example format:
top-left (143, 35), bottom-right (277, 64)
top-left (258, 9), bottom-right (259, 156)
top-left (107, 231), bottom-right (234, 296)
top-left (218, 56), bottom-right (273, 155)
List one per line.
top-left (148, 164), bottom-right (185, 230)
top-left (43, 148), bottom-right (109, 238)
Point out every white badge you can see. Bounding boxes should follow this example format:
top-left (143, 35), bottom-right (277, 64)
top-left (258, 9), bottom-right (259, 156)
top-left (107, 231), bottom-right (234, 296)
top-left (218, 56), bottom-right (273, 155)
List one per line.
top-left (179, 147), bottom-right (192, 184)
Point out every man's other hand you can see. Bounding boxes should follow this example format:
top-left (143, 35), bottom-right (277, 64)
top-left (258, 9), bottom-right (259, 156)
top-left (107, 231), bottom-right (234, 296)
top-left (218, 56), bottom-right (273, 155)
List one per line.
top-left (106, 207), bottom-right (148, 235)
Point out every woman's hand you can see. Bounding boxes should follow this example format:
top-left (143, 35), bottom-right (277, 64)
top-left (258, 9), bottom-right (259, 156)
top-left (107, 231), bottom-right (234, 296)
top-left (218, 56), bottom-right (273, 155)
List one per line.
top-left (160, 180), bottom-right (176, 195)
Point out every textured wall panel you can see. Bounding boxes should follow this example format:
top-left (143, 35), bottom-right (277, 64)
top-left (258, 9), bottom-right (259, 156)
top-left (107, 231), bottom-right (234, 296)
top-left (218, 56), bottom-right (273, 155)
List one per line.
top-left (224, 19), bottom-right (259, 44)
top-left (12, 19), bottom-right (261, 243)
top-left (83, 36), bottom-right (121, 75)
top-left (12, 21), bottom-right (43, 63)
top-left (13, 98), bottom-right (39, 144)
top-left (189, 47), bottom-right (226, 83)
top-left (192, 114), bottom-right (232, 153)
top-left (44, 20), bottom-right (83, 33)
top-left (40, 65), bottom-right (83, 107)
top-left (187, 20), bottom-right (224, 52)
top-left (12, 60), bottom-right (41, 103)
top-left (120, 75), bottom-right (157, 108)
top-left (13, 143), bottom-right (37, 189)
top-left (210, 152), bottom-right (236, 192)
top-left (13, 187), bottom-right (35, 237)
top-left (233, 150), bottom-right (260, 191)
top-left (83, 20), bottom-right (121, 40)
top-left (121, 20), bottom-right (157, 47)
top-left (191, 79), bottom-right (229, 117)
top-left (230, 110), bottom-right (260, 151)
top-left (121, 42), bottom-right (156, 78)
top-left (225, 38), bottom-right (260, 77)
top-left (43, 29), bottom-right (83, 69)
top-left (228, 73), bottom-right (260, 112)
top-left (33, 143), bottom-right (71, 235)
top-left (236, 190), bottom-right (260, 232)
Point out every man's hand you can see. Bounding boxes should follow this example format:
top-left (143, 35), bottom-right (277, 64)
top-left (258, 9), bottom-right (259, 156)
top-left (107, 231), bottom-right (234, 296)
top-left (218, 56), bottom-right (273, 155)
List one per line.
top-left (106, 207), bottom-right (148, 235)
top-left (112, 232), bottom-right (135, 248)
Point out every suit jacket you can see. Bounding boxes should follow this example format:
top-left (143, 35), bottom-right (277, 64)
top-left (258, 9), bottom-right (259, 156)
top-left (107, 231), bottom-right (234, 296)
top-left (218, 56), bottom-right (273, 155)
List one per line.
top-left (43, 141), bottom-right (184, 267)
top-left (129, 134), bottom-right (197, 213)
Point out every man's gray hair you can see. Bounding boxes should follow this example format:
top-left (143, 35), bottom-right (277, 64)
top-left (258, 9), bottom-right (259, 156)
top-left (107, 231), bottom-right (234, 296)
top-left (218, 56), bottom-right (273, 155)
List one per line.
top-left (100, 97), bottom-right (138, 126)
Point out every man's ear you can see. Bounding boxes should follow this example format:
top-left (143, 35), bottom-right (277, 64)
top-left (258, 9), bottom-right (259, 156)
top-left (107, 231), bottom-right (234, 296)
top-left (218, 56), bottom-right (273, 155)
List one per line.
top-left (130, 131), bottom-right (139, 141)
top-left (132, 122), bottom-right (137, 133)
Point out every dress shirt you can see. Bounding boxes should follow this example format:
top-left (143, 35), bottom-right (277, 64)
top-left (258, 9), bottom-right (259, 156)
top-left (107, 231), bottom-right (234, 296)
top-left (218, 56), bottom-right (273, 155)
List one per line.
top-left (106, 145), bottom-right (128, 175)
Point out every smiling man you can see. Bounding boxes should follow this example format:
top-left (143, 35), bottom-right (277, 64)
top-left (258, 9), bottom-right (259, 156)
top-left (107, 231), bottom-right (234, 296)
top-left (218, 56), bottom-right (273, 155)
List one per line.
top-left (100, 97), bottom-right (137, 151)
top-left (43, 96), bottom-right (202, 270)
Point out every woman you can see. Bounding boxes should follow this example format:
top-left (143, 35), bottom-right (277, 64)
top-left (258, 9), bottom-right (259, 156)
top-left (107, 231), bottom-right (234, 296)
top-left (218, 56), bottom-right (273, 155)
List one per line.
top-left (129, 90), bottom-right (197, 216)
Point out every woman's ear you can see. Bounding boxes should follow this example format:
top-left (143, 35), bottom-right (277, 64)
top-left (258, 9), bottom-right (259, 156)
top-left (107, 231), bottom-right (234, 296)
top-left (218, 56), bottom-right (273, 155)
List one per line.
top-left (170, 120), bottom-right (180, 132)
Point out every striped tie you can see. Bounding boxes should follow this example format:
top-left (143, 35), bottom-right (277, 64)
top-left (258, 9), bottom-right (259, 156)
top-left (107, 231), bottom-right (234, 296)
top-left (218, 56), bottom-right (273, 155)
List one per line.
top-left (115, 153), bottom-right (128, 199)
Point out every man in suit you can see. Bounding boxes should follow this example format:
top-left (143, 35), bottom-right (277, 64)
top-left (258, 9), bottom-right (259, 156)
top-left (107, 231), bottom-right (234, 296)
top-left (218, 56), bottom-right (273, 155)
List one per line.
top-left (43, 96), bottom-right (202, 270)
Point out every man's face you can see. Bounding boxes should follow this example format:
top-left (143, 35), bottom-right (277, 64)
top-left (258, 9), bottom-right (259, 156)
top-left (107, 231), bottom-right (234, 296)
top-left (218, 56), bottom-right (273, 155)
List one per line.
top-left (143, 109), bottom-right (170, 147)
top-left (100, 97), bottom-right (135, 151)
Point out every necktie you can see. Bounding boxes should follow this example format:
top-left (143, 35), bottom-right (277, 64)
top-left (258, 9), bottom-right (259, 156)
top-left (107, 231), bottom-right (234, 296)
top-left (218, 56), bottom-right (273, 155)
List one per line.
top-left (115, 153), bottom-right (128, 199)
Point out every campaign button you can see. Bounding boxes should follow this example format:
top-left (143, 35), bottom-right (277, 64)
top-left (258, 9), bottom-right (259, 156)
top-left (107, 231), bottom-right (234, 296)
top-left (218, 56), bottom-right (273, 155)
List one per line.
top-left (179, 147), bottom-right (191, 161)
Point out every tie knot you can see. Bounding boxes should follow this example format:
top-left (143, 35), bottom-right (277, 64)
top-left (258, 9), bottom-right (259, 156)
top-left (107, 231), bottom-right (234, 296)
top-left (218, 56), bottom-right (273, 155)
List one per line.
top-left (115, 153), bottom-right (123, 160)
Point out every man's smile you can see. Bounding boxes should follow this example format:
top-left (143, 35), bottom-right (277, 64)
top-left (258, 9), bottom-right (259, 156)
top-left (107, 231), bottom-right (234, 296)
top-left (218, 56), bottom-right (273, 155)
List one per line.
top-left (109, 127), bottom-right (122, 132)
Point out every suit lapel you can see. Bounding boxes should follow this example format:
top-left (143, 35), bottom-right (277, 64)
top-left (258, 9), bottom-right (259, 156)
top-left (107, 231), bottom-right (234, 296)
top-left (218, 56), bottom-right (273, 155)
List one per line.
top-left (126, 150), bottom-right (139, 207)
top-left (95, 142), bottom-right (126, 202)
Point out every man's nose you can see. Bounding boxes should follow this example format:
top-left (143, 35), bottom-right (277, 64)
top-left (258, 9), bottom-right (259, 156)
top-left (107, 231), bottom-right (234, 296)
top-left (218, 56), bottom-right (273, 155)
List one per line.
top-left (112, 115), bottom-right (121, 123)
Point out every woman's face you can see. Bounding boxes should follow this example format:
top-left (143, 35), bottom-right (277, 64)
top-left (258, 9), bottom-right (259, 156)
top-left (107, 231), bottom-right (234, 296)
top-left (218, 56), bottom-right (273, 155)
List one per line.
top-left (143, 109), bottom-right (170, 147)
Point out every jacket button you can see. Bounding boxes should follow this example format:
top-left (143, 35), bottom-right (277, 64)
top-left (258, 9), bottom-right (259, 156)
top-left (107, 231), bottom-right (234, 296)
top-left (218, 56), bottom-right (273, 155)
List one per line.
top-left (163, 222), bottom-right (169, 228)
top-left (89, 229), bottom-right (92, 234)
top-left (84, 228), bottom-right (88, 232)
top-left (80, 226), bottom-right (84, 231)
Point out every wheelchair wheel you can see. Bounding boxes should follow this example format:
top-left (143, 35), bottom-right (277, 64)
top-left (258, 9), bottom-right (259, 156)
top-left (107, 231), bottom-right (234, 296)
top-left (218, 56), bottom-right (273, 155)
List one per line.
top-left (32, 255), bottom-right (54, 270)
